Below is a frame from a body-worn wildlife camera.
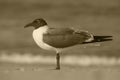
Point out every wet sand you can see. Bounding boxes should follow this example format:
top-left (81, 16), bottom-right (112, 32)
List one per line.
top-left (0, 63), bottom-right (120, 80)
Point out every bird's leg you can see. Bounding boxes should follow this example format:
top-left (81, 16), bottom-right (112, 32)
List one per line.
top-left (56, 53), bottom-right (60, 70)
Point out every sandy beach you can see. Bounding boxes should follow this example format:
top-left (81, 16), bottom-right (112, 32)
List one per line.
top-left (0, 63), bottom-right (120, 80)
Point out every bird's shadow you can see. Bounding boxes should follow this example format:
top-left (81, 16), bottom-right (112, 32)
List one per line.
top-left (83, 36), bottom-right (113, 44)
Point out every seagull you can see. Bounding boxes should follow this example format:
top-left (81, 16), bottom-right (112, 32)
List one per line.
top-left (24, 18), bottom-right (111, 70)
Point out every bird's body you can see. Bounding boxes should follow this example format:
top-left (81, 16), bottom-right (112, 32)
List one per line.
top-left (33, 25), bottom-right (94, 53)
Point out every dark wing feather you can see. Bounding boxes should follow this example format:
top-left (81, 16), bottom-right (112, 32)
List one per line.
top-left (43, 28), bottom-right (90, 48)
top-left (46, 28), bottom-right (74, 35)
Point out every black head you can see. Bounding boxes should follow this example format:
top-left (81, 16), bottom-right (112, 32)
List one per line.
top-left (24, 18), bottom-right (47, 29)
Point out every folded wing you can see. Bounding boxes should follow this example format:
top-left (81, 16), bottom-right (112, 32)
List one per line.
top-left (43, 28), bottom-right (93, 48)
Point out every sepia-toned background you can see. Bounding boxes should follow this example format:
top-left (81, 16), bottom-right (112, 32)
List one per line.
top-left (0, 0), bottom-right (120, 80)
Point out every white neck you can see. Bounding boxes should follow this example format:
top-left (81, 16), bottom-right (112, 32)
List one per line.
top-left (34, 26), bottom-right (48, 33)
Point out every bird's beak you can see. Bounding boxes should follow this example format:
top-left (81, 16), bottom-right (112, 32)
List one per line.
top-left (24, 23), bottom-right (33, 28)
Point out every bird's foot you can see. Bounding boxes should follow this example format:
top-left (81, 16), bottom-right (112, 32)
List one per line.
top-left (56, 67), bottom-right (60, 70)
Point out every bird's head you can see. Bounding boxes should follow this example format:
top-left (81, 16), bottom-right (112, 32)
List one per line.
top-left (24, 18), bottom-right (47, 29)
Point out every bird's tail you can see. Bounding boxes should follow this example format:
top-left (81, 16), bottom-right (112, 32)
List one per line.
top-left (80, 31), bottom-right (113, 43)
top-left (92, 36), bottom-right (113, 42)
top-left (79, 31), bottom-right (94, 42)
top-left (83, 35), bottom-right (113, 43)
top-left (77, 30), bottom-right (113, 43)
top-left (84, 33), bottom-right (94, 42)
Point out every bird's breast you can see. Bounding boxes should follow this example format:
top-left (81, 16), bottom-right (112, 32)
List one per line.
top-left (32, 26), bottom-right (56, 51)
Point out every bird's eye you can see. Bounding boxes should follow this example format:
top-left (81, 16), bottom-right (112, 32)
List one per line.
top-left (33, 20), bottom-right (39, 23)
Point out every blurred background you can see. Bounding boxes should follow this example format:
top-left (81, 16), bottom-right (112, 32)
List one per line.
top-left (0, 0), bottom-right (120, 80)
top-left (0, 0), bottom-right (120, 63)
